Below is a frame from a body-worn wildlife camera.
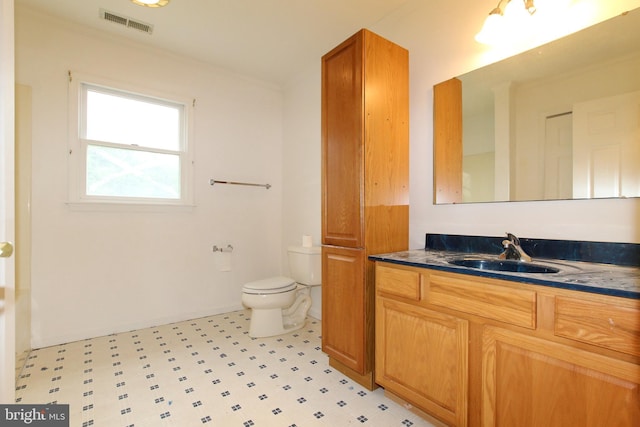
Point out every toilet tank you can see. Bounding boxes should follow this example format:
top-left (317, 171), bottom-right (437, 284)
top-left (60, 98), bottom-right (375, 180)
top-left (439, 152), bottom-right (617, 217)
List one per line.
top-left (287, 246), bottom-right (321, 285)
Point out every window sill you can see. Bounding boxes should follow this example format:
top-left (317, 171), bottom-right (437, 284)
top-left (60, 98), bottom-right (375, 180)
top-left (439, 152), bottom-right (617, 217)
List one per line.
top-left (65, 201), bottom-right (196, 213)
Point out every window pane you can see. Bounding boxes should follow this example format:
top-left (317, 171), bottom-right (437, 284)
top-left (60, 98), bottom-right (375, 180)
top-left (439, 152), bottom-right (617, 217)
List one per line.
top-left (86, 144), bottom-right (180, 199)
top-left (85, 88), bottom-right (181, 151)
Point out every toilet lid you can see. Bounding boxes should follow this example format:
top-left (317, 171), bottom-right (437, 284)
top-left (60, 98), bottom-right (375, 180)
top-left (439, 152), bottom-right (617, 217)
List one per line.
top-left (242, 276), bottom-right (297, 294)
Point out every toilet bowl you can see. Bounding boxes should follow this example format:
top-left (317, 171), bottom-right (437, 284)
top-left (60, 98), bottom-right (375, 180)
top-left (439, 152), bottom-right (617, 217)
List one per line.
top-left (242, 246), bottom-right (321, 338)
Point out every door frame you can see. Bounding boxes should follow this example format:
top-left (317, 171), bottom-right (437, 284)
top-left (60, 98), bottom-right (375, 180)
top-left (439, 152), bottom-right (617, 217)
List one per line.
top-left (0, 0), bottom-right (16, 403)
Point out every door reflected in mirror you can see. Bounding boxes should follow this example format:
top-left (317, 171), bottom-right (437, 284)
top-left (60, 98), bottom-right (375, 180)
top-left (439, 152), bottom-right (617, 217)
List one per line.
top-left (434, 8), bottom-right (640, 204)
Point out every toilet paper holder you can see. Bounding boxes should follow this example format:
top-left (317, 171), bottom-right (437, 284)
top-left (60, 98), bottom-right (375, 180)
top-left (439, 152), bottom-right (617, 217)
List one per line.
top-left (212, 244), bottom-right (234, 253)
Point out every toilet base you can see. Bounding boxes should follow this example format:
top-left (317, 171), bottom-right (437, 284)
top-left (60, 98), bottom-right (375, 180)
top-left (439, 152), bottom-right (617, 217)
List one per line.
top-left (248, 307), bottom-right (306, 338)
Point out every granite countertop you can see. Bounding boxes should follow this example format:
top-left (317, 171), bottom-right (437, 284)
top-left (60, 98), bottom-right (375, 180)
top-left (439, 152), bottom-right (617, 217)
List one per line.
top-left (369, 249), bottom-right (640, 299)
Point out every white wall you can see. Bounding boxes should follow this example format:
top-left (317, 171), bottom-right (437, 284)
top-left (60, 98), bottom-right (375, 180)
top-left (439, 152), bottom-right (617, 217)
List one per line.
top-left (283, 0), bottom-right (640, 258)
top-left (281, 63), bottom-right (322, 318)
top-left (17, 7), bottom-right (285, 348)
top-left (17, 0), bottom-right (640, 348)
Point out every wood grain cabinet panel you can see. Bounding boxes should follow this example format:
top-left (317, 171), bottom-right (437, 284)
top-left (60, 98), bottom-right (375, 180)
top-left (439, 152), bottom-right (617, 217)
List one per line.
top-left (433, 78), bottom-right (463, 204)
top-left (321, 31), bottom-right (363, 248)
top-left (376, 264), bottom-right (421, 301)
top-left (322, 246), bottom-right (365, 373)
top-left (321, 29), bottom-right (409, 389)
top-left (374, 262), bottom-right (640, 427)
top-left (427, 272), bottom-right (537, 329)
top-left (555, 296), bottom-right (640, 357)
top-left (376, 297), bottom-right (468, 427)
top-left (321, 29), bottom-right (409, 251)
top-left (482, 326), bottom-right (640, 427)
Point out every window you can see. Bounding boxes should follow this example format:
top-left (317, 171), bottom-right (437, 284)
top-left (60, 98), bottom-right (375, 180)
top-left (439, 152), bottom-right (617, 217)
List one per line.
top-left (68, 73), bottom-right (193, 206)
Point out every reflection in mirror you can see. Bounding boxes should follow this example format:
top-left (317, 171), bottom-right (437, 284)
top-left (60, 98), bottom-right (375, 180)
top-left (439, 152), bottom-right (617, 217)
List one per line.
top-left (434, 8), bottom-right (640, 204)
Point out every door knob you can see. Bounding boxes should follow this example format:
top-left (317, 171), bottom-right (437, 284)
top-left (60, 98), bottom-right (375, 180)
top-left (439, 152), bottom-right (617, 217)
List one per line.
top-left (0, 242), bottom-right (14, 258)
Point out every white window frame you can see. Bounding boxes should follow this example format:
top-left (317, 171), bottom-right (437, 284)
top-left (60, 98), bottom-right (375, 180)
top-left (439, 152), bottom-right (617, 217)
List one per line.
top-left (68, 72), bottom-right (194, 209)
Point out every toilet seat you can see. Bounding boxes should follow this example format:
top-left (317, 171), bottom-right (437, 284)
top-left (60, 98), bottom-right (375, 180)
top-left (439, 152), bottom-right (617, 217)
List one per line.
top-left (242, 276), bottom-right (297, 295)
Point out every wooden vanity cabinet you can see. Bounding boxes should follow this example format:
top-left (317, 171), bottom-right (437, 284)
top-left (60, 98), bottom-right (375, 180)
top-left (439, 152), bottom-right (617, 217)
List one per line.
top-left (321, 29), bottom-right (409, 389)
top-left (374, 261), bottom-right (640, 427)
top-left (482, 326), bottom-right (640, 427)
top-left (376, 276), bottom-right (469, 425)
top-left (321, 246), bottom-right (367, 376)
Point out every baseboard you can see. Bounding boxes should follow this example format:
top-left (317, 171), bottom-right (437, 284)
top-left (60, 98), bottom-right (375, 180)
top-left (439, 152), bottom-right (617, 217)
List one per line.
top-left (328, 357), bottom-right (377, 391)
top-left (31, 304), bottom-right (245, 349)
top-left (15, 348), bottom-right (32, 383)
top-left (384, 389), bottom-right (450, 427)
top-left (308, 307), bottom-right (321, 320)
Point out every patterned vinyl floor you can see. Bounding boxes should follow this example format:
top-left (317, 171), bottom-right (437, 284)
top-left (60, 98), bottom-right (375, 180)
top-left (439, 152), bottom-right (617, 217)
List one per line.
top-left (15, 310), bottom-right (436, 427)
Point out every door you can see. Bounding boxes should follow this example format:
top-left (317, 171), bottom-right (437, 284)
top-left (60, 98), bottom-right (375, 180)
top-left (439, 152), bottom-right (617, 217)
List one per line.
top-left (321, 32), bottom-right (363, 248)
top-left (543, 112), bottom-right (573, 200)
top-left (376, 297), bottom-right (468, 427)
top-left (572, 90), bottom-right (640, 198)
top-left (1, 0), bottom-right (16, 403)
top-left (482, 326), bottom-right (640, 426)
top-left (321, 245), bottom-right (365, 372)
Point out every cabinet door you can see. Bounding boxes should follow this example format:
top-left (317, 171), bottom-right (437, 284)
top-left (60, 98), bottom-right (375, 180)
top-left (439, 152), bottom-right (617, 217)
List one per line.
top-left (482, 326), bottom-right (640, 427)
top-left (322, 246), bottom-right (366, 373)
top-left (321, 32), bottom-right (363, 248)
top-left (376, 297), bottom-right (468, 427)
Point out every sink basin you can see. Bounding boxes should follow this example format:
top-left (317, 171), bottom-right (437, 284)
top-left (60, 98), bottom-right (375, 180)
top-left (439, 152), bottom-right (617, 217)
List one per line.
top-left (448, 258), bottom-right (560, 274)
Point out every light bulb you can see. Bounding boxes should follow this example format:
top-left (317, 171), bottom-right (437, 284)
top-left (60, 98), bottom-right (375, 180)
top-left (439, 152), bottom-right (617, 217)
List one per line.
top-left (475, 9), bottom-right (506, 45)
top-left (524, 0), bottom-right (537, 15)
top-left (131, 0), bottom-right (170, 7)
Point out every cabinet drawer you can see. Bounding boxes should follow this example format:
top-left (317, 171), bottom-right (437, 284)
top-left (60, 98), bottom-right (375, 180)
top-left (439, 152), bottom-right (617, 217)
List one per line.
top-left (376, 264), bottom-right (421, 301)
top-left (428, 272), bottom-right (537, 329)
top-left (555, 297), bottom-right (640, 357)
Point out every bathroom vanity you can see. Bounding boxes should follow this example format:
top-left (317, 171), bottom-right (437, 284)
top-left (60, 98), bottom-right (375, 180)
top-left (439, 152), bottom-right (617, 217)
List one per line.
top-left (370, 235), bottom-right (640, 427)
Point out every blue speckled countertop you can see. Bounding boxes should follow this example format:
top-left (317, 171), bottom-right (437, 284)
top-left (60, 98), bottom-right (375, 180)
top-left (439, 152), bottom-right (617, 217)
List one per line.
top-left (368, 234), bottom-right (640, 299)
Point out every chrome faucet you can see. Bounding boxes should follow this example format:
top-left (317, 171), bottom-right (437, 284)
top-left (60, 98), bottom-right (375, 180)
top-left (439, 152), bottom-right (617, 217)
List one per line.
top-left (499, 233), bottom-right (532, 262)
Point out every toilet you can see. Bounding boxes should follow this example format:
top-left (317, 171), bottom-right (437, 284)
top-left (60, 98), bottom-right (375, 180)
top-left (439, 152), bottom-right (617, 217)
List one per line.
top-left (242, 246), bottom-right (321, 338)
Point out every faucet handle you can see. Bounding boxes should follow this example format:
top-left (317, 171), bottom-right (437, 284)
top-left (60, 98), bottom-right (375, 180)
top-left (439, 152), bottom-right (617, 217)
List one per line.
top-left (501, 233), bottom-right (532, 262)
top-left (500, 242), bottom-right (522, 260)
top-left (505, 232), bottom-right (520, 245)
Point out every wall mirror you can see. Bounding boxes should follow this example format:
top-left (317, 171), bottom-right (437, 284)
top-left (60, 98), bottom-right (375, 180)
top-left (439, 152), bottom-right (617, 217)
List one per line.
top-left (433, 8), bottom-right (640, 204)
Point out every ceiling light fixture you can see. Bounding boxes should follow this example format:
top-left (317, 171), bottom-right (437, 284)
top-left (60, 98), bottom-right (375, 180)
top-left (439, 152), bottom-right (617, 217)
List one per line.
top-left (476, 0), bottom-right (537, 44)
top-left (131, 0), bottom-right (170, 8)
top-left (524, 0), bottom-right (537, 15)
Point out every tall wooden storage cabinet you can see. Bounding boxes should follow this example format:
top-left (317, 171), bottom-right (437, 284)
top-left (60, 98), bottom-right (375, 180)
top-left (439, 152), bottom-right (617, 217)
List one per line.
top-left (321, 29), bottom-right (409, 390)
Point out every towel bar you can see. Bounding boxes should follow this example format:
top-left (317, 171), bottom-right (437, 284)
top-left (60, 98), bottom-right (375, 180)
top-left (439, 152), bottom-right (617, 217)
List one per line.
top-left (212, 244), bottom-right (234, 253)
top-left (209, 179), bottom-right (271, 189)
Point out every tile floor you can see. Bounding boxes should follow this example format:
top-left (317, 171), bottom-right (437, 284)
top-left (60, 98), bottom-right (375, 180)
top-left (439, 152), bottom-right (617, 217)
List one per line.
top-left (15, 310), bottom-right (436, 427)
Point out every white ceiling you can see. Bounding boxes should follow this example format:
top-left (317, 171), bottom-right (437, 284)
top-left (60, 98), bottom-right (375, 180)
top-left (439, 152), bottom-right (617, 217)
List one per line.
top-left (16, 0), bottom-right (411, 86)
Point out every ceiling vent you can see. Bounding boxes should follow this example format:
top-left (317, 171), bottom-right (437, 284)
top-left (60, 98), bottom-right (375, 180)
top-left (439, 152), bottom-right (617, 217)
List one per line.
top-left (99, 9), bottom-right (154, 35)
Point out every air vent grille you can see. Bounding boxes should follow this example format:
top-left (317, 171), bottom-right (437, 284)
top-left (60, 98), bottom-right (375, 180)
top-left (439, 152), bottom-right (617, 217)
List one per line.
top-left (99, 9), bottom-right (154, 35)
